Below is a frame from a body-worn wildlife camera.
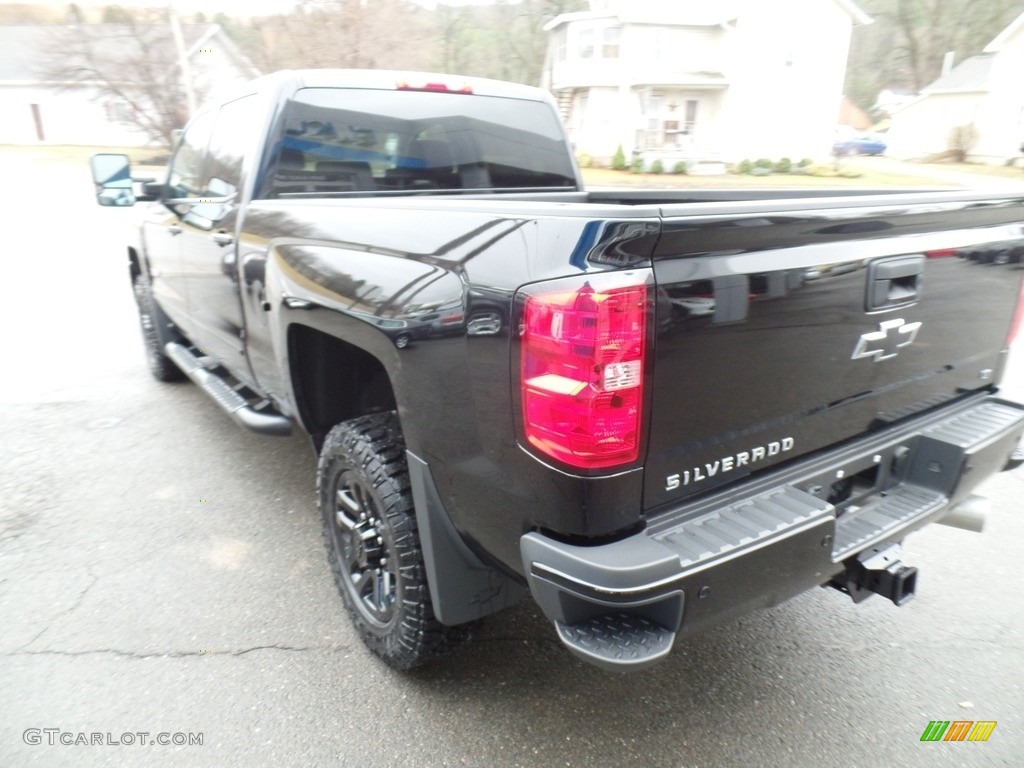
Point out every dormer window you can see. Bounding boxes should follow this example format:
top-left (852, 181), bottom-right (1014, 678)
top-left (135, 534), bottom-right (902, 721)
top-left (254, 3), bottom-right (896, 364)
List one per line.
top-left (579, 28), bottom-right (595, 58)
top-left (575, 24), bottom-right (620, 59)
top-left (602, 27), bottom-right (621, 58)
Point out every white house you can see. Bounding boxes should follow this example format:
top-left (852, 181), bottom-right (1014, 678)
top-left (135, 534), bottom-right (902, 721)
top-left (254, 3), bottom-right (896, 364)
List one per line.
top-left (542, 0), bottom-right (871, 168)
top-left (0, 23), bottom-right (259, 146)
top-left (885, 11), bottom-right (1024, 164)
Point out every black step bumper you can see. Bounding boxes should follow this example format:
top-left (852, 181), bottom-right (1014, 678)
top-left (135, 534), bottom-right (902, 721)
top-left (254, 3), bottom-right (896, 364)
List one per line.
top-left (521, 396), bottom-right (1024, 671)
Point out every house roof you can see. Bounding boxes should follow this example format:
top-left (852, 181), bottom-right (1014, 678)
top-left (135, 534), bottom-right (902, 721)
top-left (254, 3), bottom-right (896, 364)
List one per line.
top-left (545, 0), bottom-right (870, 32)
top-left (0, 24), bottom-right (259, 83)
top-left (833, 0), bottom-right (873, 26)
top-left (984, 9), bottom-right (1024, 53)
top-left (922, 54), bottom-right (994, 94)
top-left (0, 27), bottom-right (46, 81)
top-left (896, 9), bottom-right (1024, 106)
top-left (544, 8), bottom-right (738, 32)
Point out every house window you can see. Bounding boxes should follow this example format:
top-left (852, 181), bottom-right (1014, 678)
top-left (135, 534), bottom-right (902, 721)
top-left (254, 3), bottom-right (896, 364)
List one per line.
top-left (555, 29), bottom-right (568, 62)
top-left (684, 100), bottom-right (698, 134)
top-left (579, 28), bottom-right (594, 59)
top-left (602, 27), bottom-right (620, 58)
top-left (647, 92), bottom-right (663, 116)
top-left (105, 100), bottom-right (133, 123)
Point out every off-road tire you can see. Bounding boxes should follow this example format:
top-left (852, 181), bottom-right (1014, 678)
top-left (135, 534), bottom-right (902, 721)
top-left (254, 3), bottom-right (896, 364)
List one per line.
top-left (132, 272), bottom-right (184, 382)
top-left (318, 412), bottom-right (473, 669)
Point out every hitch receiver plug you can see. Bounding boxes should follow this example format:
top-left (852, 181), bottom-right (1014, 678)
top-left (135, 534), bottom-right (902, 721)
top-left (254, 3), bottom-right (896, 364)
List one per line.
top-left (831, 543), bottom-right (918, 606)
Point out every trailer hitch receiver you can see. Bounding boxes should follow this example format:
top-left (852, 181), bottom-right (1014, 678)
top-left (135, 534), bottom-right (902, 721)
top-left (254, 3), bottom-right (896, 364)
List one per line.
top-left (831, 543), bottom-right (917, 606)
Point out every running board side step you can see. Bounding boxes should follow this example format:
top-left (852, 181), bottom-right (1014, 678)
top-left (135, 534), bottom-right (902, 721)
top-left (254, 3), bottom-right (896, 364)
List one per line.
top-left (164, 342), bottom-right (292, 436)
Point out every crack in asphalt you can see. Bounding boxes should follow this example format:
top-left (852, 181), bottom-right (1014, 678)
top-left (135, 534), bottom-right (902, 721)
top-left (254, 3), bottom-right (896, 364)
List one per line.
top-left (16, 566), bottom-right (100, 652)
top-left (2, 644), bottom-right (354, 659)
top-left (0, 508), bottom-right (41, 547)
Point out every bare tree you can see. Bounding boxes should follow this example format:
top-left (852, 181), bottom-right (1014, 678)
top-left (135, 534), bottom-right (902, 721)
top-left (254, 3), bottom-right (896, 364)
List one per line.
top-left (249, 0), bottom-right (438, 72)
top-left (948, 123), bottom-right (979, 161)
top-left (37, 10), bottom-right (197, 147)
top-left (846, 0), bottom-right (1024, 110)
top-left (494, 0), bottom-right (587, 84)
top-left (227, 0), bottom-right (586, 84)
top-left (424, 0), bottom-right (586, 83)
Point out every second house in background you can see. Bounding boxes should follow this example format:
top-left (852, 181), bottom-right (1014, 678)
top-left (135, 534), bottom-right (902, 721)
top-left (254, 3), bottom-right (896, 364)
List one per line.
top-left (543, 0), bottom-right (871, 169)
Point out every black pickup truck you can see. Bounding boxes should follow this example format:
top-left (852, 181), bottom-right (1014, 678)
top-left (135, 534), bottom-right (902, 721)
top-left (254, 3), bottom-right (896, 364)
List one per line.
top-left (91, 69), bottom-right (1024, 672)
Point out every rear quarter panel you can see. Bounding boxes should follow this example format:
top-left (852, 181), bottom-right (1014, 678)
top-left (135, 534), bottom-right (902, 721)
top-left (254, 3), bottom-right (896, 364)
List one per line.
top-left (240, 198), bottom-right (660, 572)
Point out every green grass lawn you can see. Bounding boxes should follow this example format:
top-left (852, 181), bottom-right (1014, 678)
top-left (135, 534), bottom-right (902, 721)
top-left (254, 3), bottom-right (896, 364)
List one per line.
top-left (581, 165), bottom-right (951, 190)
top-left (0, 144), bottom-right (170, 166)
top-left (938, 161), bottom-right (1024, 179)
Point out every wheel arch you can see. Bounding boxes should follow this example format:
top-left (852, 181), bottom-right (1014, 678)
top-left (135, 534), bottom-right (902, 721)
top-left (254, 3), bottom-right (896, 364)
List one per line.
top-left (287, 323), bottom-right (398, 451)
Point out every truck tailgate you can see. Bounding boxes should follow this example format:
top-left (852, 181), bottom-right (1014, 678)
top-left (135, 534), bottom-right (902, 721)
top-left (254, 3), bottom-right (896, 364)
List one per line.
top-left (645, 193), bottom-right (1024, 511)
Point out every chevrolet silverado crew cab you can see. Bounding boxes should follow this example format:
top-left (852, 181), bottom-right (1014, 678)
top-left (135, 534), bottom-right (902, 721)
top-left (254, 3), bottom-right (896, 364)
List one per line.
top-left (91, 69), bottom-right (1024, 672)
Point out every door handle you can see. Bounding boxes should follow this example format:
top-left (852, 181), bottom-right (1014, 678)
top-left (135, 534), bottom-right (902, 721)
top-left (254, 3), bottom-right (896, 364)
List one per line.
top-left (168, 225), bottom-right (182, 236)
top-left (867, 255), bottom-right (924, 311)
top-left (283, 296), bottom-right (315, 310)
top-left (211, 231), bottom-right (233, 247)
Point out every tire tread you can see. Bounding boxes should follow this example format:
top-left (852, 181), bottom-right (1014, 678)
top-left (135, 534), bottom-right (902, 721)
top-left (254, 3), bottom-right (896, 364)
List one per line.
top-left (318, 412), bottom-right (473, 669)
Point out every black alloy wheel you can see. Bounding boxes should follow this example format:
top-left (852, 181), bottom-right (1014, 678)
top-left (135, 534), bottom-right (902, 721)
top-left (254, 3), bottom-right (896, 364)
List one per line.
top-left (328, 467), bottom-right (400, 628)
top-left (317, 412), bottom-right (473, 668)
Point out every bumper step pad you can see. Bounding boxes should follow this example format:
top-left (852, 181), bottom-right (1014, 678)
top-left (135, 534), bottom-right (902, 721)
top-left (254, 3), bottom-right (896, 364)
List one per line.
top-left (555, 613), bottom-right (675, 669)
top-left (651, 486), bottom-right (832, 568)
top-left (833, 399), bottom-right (1024, 560)
top-left (522, 397), bottom-right (1024, 671)
top-left (832, 486), bottom-right (946, 560)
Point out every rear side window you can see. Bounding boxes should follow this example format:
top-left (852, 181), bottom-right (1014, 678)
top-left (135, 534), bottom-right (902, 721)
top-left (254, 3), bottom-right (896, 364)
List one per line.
top-left (205, 94), bottom-right (259, 198)
top-left (258, 87), bottom-right (578, 198)
top-left (167, 111), bottom-right (215, 198)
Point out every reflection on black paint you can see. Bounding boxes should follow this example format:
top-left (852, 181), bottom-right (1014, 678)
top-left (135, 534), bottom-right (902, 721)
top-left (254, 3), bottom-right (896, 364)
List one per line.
top-left (646, 227), bottom-right (1024, 509)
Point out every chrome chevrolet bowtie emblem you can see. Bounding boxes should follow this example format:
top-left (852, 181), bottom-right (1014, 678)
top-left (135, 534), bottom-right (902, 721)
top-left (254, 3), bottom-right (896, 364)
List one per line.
top-left (852, 318), bottom-right (922, 362)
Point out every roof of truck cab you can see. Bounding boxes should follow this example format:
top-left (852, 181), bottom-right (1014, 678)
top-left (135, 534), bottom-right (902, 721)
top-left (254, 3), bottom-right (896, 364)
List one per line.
top-left (254, 69), bottom-right (553, 103)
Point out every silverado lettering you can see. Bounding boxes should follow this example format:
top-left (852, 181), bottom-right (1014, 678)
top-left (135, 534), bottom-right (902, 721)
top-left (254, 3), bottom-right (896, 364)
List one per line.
top-left (90, 68), bottom-right (1024, 673)
top-left (666, 437), bottom-right (796, 491)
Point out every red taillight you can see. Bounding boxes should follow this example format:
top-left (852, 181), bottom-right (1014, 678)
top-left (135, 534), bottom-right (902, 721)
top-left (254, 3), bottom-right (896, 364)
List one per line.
top-left (520, 280), bottom-right (648, 469)
top-left (396, 81), bottom-right (473, 94)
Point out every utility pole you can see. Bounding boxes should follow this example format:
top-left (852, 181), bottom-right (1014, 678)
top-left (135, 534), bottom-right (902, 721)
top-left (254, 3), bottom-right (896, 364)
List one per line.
top-left (168, 1), bottom-right (197, 120)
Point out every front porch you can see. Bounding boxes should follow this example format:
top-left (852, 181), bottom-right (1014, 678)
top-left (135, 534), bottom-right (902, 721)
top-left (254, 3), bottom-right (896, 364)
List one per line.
top-left (632, 129), bottom-right (727, 174)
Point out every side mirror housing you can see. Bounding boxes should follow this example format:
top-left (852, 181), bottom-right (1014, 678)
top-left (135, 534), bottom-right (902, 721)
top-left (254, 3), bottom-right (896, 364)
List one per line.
top-left (90, 153), bottom-right (136, 206)
top-left (141, 181), bottom-right (166, 200)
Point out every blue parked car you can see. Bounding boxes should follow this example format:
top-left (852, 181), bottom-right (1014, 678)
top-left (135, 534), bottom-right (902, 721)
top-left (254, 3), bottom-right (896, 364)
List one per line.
top-left (833, 131), bottom-right (887, 156)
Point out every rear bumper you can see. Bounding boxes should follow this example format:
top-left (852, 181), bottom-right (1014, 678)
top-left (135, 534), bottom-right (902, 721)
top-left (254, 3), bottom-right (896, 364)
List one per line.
top-left (521, 396), bottom-right (1024, 671)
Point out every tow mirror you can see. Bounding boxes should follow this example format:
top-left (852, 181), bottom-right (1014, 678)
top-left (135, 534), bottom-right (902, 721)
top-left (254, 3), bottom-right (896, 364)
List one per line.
top-left (90, 153), bottom-right (136, 206)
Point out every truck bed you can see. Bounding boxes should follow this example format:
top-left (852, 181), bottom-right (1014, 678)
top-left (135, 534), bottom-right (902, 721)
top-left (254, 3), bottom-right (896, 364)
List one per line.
top-left (236, 187), bottom-right (1024, 551)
